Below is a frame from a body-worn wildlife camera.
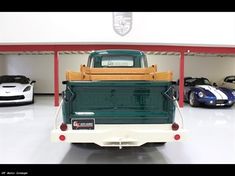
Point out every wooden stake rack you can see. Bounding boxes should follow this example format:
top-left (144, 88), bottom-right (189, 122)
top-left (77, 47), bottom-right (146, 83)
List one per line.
top-left (66, 64), bottom-right (172, 81)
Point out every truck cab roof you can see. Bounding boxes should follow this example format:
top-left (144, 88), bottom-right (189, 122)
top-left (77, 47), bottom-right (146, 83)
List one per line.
top-left (89, 49), bottom-right (146, 57)
top-left (87, 50), bottom-right (148, 68)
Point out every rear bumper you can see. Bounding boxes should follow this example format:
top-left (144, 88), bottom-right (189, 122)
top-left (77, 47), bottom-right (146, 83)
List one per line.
top-left (51, 124), bottom-right (187, 148)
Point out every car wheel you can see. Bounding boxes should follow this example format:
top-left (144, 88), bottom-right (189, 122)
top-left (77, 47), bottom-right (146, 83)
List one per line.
top-left (71, 143), bottom-right (100, 149)
top-left (155, 142), bottom-right (166, 145)
top-left (31, 91), bottom-right (34, 104)
top-left (143, 142), bottom-right (166, 147)
top-left (226, 103), bottom-right (234, 108)
top-left (32, 95), bottom-right (34, 104)
top-left (189, 92), bottom-right (199, 107)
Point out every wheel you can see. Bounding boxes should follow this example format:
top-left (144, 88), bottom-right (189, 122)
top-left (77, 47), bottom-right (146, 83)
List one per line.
top-left (31, 91), bottom-right (34, 104)
top-left (226, 103), bottom-right (234, 108)
top-left (143, 142), bottom-right (166, 147)
top-left (156, 142), bottom-right (166, 145)
top-left (71, 143), bottom-right (100, 149)
top-left (189, 92), bottom-right (199, 107)
top-left (31, 95), bottom-right (34, 104)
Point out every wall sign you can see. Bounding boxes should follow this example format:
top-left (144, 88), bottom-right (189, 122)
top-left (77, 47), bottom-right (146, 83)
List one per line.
top-left (113, 12), bottom-right (132, 36)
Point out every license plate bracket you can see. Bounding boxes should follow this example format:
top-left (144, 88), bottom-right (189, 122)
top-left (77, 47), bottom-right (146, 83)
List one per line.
top-left (71, 118), bottom-right (95, 130)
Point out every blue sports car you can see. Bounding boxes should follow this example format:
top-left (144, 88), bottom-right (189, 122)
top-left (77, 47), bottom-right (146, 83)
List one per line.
top-left (176, 77), bottom-right (235, 107)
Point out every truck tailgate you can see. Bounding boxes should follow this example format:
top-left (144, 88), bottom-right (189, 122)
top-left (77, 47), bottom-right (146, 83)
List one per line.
top-left (62, 81), bottom-right (175, 124)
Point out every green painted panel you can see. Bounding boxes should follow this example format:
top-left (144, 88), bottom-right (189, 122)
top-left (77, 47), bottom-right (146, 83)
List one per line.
top-left (62, 81), bottom-right (175, 124)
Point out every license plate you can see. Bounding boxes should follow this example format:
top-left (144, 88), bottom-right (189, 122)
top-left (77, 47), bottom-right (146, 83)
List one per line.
top-left (71, 118), bottom-right (95, 130)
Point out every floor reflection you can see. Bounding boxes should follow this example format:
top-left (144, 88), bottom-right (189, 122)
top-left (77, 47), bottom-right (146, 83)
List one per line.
top-left (0, 105), bottom-right (34, 123)
top-left (60, 143), bottom-right (167, 164)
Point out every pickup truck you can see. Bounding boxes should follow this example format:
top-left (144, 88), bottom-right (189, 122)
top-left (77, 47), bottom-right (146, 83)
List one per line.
top-left (51, 50), bottom-right (186, 148)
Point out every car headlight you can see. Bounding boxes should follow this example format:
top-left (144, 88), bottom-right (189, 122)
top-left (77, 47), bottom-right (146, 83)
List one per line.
top-left (23, 86), bottom-right (31, 92)
top-left (232, 91), bottom-right (235, 97)
top-left (198, 91), bottom-right (204, 98)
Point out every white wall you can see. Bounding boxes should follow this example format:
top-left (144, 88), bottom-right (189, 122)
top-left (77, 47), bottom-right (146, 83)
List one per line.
top-left (148, 55), bottom-right (180, 81)
top-left (4, 55), bottom-right (54, 93)
top-left (0, 12), bottom-right (235, 46)
top-left (185, 56), bottom-right (235, 83)
top-left (2, 54), bottom-right (89, 93)
top-left (2, 54), bottom-right (235, 93)
top-left (149, 55), bottom-right (235, 83)
top-left (59, 54), bottom-right (88, 92)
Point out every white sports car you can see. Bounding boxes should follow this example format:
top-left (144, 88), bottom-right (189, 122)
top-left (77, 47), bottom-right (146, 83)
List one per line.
top-left (219, 76), bottom-right (235, 90)
top-left (0, 75), bottom-right (36, 105)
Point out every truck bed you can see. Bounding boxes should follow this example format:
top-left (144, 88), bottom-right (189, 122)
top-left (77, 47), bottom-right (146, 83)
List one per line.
top-left (62, 80), bottom-right (175, 124)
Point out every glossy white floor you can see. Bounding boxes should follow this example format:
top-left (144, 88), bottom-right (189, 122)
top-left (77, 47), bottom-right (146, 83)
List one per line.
top-left (0, 95), bottom-right (235, 164)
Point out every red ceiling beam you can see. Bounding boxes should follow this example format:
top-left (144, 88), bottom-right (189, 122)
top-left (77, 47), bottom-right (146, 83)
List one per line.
top-left (183, 46), bottom-right (235, 54)
top-left (0, 45), bottom-right (56, 52)
top-left (0, 44), bottom-right (184, 52)
top-left (54, 45), bottom-right (185, 52)
top-left (1, 44), bottom-right (235, 54)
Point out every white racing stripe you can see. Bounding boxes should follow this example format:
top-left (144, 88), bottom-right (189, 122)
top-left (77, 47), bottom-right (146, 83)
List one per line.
top-left (196, 85), bottom-right (228, 100)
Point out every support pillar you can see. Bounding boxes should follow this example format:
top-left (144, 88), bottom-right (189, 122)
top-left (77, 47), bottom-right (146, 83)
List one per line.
top-left (179, 51), bottom-right (185, 107)
top-left (54, 51), bottom-right (59, 106)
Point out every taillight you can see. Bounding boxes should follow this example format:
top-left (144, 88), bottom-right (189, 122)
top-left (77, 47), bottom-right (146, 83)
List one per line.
top-left (60, 123), bottom-right (67, 131)
top-left (174, 134), bottom-right (180, 140)
top-left (59, 135), bottom-right (66, 141)
top-left (172, 122), bottom-right (179, 131)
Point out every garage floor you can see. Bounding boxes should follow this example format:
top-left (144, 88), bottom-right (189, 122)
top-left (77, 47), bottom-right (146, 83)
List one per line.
top-left (0, 95), bottom-right (235, 164)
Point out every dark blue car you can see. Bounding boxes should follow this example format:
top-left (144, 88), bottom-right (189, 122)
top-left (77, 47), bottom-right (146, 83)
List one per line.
top-left (176, 77), bottom-right (235, 107)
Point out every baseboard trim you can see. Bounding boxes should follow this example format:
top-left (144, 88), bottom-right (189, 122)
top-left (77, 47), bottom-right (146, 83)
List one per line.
top-left (34, 93), bottom-right (62, 96)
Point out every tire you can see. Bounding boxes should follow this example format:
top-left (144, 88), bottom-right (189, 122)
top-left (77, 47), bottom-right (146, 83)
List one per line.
top-left (32, 95), bottom-right (34, 104)
top-left (155, 142), bottom-right (166, 145)
top-left (31, 91), bottom-right (34, 104)
top-left (71, 143), bottom-right (100, 149)
top-left (189, 92), bottom-right (199, 107)
top-left (226, 103), bottom-right (234, 108)
top-left (143, 142), bottom-right (166, 147)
